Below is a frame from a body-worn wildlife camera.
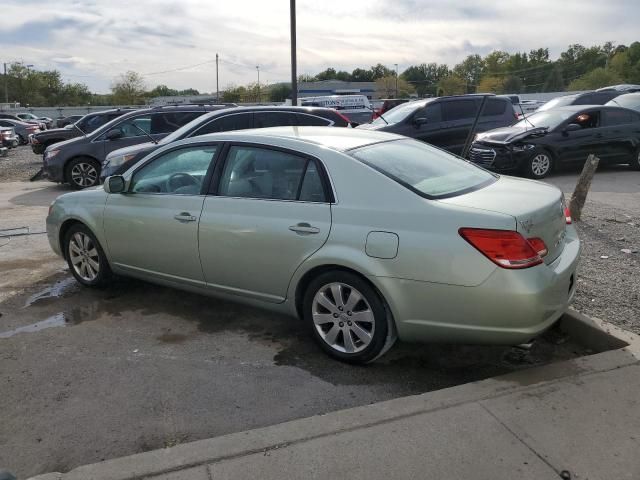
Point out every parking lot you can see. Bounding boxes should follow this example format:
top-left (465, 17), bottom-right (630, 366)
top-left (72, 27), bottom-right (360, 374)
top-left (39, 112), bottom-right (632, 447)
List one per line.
top-left (1, 147), bottom-right (639, 478)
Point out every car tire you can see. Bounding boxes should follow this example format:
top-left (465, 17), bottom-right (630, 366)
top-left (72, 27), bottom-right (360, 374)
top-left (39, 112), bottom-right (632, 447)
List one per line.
top-left (630, 148), bottom-right (640, 171)
top-left (524, 150), bottom-right (554, 179)
top-left (65, 157), bottom-right (101, 189)
top-left (17, 134), bottom-right (26, 145)
top-left (303, 271), bottom-right (390, 364)
top-left (64, 223), bottom-right (112, 288)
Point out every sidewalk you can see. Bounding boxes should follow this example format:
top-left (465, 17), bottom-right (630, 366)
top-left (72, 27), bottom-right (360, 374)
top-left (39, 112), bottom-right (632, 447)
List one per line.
top-left (29, 313), bottom-right (640, 480)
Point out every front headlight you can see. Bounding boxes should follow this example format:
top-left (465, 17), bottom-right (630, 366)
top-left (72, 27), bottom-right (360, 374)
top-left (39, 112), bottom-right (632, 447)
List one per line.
top-left (512, 144), bottom-right (534, 152)
top-left (45, 149), bottom-right (60, 158)
top-left (108, 153), bottom-right (137, 167)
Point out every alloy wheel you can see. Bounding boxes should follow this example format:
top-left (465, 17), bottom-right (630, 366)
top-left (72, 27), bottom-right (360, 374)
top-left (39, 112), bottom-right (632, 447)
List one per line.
top-left (531, 153), bottom-right (551, 177)
top-left (68, 232), bottom-right (100, 282)
top-left (70, 162), bottom-right (98, 188)
top-left (311, 282), bottom-right (375, 354)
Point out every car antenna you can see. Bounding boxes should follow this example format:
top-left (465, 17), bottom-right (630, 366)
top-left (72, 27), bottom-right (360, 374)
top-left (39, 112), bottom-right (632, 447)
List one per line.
top-left (131, 123), bottom-right (158, 144)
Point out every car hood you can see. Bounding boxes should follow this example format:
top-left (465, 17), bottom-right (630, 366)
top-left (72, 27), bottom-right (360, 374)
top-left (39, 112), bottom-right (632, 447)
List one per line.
top-left (44, 135), bottom-right (84, 152)
top-left (106, 141), bottom-right (155, 161)
top-left (440, 175), bottom-right (567, 263)
top-left (476, 126), bottom-right (548, 144)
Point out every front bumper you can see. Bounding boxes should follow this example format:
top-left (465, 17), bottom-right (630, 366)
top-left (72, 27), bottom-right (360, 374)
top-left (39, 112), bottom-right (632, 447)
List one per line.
top-left (2, 137), bottom-right (19, 148)
top-left (469, 143), bottom-right (531, 172)
top-left (374, 226), bottom-right (581, 345)
top-left (42, 155), bottom-right (65, 182)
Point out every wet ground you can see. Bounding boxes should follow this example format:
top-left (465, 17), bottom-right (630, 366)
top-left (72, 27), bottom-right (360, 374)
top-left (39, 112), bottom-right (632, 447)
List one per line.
top-left (0, 270), bottom-right (590, 478)
top-left (2, 168), bottom-right (637, 478)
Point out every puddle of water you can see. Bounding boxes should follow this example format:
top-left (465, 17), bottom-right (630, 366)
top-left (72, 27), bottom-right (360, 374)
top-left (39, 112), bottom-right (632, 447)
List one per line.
top-left (24, 277), bottom-right (77, 307)
top-left (0, 313), bottom-right (67, 338)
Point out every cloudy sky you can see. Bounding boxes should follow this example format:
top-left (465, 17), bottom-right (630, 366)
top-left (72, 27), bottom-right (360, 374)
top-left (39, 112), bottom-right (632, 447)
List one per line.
top-left (1, 0), bottom-right (638, 93)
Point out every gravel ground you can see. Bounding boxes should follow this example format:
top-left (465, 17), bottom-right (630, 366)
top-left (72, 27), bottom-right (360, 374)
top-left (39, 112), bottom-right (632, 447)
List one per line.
top-left (0, 145), bottom-right (43, 182)
top-left (1, 147), bottom-right (639, 333)
top-left (572, 200), bottom-right (640, 334)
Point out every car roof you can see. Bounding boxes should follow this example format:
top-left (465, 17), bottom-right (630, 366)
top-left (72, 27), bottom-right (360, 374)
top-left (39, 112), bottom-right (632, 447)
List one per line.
top-left (181, 126), bottom-right (402, 152)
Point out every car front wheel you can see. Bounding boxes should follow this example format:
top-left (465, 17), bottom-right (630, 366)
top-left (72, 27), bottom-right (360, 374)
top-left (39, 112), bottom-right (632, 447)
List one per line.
top-left (64, 224), bottom-right (112, 287)
top-left (66, 157), bottom-right (101, 189)
top-left (303, 271), bottom-right (391, 364)
top-left (524, 150), bottom-right (553, 179)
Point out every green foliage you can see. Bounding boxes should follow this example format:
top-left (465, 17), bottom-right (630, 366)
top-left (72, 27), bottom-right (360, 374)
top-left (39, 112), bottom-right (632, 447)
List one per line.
top-left (110, 71), bottom-right (146, 105)
top-left (568, 67), bottom-right (622, 90)
top-left (438, 75), bottom-right (467, 96)
top-left (401, 63), bottom-right (449, 96)
top-left (269, 83), bottom-right (292, 102)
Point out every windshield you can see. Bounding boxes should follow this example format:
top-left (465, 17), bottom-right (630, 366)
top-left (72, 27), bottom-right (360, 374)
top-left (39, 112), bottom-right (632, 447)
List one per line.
top-left (607, 94), bottom-right (640, 110)
top-left (514, 110), bottom-right (574, 129)
top-left (537, 96), bottom-right (575, 112)
top-left (350, 139), bottom-right (496, 199)
top-left (158, 110), bottom-right (220, 145)
top-left (371, 101), bottom-right (424, 125)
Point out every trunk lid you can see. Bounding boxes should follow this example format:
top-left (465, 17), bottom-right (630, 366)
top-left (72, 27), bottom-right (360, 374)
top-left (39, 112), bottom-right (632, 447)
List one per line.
top-left (440, 175), bottom-right (567, 264)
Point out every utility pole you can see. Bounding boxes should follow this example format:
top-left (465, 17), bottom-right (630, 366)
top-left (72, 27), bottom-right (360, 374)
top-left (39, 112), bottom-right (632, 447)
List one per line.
top-left (290, 0), bottom-right (298, 106)
top-left (3, 63), bottom-right (8, 104)
top-left (256, 65), bottom-right (260, 103)
top-left (394, 63), bottom-right (399, 98)
top-left (215, 53), bottom-right (219, 101)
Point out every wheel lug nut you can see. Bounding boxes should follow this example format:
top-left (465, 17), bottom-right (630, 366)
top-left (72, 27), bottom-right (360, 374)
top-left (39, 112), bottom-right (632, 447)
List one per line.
top-left (338, 306), bottom-right (343, 311)
top-left (347, 321), bottom-right (352, 326)
top-left (339, 322), bottom-right (344, 327)
top-left (333, 313), bottom-right (339, 318)
top-left (347, 311), bottom-right (352, 316)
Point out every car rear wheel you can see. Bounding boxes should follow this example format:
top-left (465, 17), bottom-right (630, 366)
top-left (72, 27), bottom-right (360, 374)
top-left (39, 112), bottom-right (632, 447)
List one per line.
top-left (64, 224), bottom-right (112, 287)
top-left (303, 271), bottom-right (390, 364)
top-left (630, 148), bottom-right (640, 171)
top-left (66, 157), bottom-right (100, 189)
top-left (524, 150), bottom-right (553, 179)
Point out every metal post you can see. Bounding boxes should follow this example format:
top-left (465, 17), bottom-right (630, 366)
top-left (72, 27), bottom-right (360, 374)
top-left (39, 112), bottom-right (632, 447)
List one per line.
top-left (215, 53), bottom-right (219, 101)
top-left (461, 95), bottom-right (488, 159)
top-left (290, 0), bottom-right (298, 106)
top-left (394, 63), bottom-right (398, 98)
top-left (3, 63), bottom-right (7, 104)
top-left (256, 65), bottom-right (260, 103)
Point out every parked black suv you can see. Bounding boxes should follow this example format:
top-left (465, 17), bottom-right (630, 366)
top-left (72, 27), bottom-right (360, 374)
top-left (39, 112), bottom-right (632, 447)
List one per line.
top-left (469, 105), bottom-right (640, 178)
top-left (43, 105), bottom-right (228, 189)
top-left (100, 106), bottom-right (350, 179)
top-left (31, 109), bottom-right (136, 155)
top-left (356, 95), bottom-right (517, 155)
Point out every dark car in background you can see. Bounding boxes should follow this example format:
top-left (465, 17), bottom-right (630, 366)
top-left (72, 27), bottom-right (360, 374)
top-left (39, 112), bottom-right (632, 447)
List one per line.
top-left (101, 106), bottom-right (350, 179)
top-left (357, 94), bottom-right (516, 155)
top-left (0, 118), bottom-right (41, 144)
top-left (537, 91), bottom-right (624, 112)
top-left (43, 105), bottom-right (228, 189)
top-left (469, 105), bottom-right (640, 178)
top-left (30, 109), bottom-right (136, 155)
top-left (55, 115), bottom-right (84, 128)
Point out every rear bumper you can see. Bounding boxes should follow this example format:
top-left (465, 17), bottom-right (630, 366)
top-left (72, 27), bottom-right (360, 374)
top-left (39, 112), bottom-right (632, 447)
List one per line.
top-left (374, 226), bottom-right (581, 345)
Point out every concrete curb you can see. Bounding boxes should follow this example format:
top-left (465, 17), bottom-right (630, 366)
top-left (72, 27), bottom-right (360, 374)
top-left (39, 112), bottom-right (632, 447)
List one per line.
top-left (26, 310), bottom-right (640, 480)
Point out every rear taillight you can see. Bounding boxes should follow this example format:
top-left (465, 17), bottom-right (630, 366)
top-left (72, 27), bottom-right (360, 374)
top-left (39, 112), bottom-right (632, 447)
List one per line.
top-left (459, 228), bottom-right (544, 269)
top-left (527, 237), bottom-right (548, 257)
top-left (564, 206), bottom-right (572, 224)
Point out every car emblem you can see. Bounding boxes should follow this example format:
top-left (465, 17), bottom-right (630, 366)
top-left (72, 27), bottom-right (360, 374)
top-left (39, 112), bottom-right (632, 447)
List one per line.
top-left (519, 219), bottom-right (534, 233)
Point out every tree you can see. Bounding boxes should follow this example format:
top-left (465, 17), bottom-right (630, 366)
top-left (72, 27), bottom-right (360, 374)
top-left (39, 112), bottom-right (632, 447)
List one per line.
top-left (452, 54), bottom-right (485, 92)
top-left (375, 75), bottom-right (415, 98)
top-left (350, 68), bottom-right (374, 82)
top-left (502, 75), bottom-right (524, 93)
top-left (477, 76), bottom-right (504, 93)
top-left (297, 74), bottom-right (316, 83)
top-left (542, 65), bottom-right (565, 92)
top-left (401, 63), bottom-right (449, 96)
top-left (438, 75), bottom-right (467, 96)
top-left (269, 83), bottom-right (292, 102)
top-left (315, 68), bottom-right (338, 81)
top-left (222, 85), bottom-right (246, 102)
top-left (111, 71), bottom-right (146, 104)
top-left (369, 63), bottom-right (394, 80)
top-left (568, 67), bottom-right (622, 90)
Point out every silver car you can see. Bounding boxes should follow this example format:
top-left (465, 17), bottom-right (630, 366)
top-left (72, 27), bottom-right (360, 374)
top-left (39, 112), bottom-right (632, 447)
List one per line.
top-left (46, 127), bottom-right (580, 363)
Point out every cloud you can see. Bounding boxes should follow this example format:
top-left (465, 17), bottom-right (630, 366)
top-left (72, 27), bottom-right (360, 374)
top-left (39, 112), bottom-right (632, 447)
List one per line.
top-left (0, 0), bottom-right (637, 93)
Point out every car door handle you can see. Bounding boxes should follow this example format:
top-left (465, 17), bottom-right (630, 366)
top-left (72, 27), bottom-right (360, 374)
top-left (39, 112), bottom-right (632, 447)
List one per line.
top-left (289, 223), bottom-right (320, 234)
top-left (174, 212), bottom-right (197, 222)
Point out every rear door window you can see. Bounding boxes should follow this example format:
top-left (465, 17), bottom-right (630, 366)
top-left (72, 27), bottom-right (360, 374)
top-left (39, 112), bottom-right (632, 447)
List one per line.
top-left (254, 112), bottom-right (298, 128)
top-left (151, 112), bottom-right (203, 134)
top-left (442, 100), bottom-right (478, 121)
top-left (482, 99), bottom-right (507, 116)
top-left (296, 113), bottom-right (332, 126)
top-left (197, 114), bottom-right (253, 134)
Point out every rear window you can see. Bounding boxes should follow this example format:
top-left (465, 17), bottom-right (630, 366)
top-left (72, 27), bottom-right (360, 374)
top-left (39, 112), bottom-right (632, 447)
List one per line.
top-left (350, 139), bottom-right (496, 199)
top-left (482, 98), bottom-right (507, 116)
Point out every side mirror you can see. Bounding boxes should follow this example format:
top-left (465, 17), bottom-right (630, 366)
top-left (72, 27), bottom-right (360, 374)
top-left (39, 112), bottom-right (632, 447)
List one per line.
top-left (105, 128), bottom-right (123, 140)
top-left (413, 117), bottom-right (428, 127)
top-left (104, 175), bottom-right (126, 194)
top-left (564, 123), bottom-right (582, 133)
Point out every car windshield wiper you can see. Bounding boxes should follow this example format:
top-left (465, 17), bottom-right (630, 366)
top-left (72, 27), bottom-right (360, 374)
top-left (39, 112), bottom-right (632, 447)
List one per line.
top-left (131, 124), bottom-right (158, 144)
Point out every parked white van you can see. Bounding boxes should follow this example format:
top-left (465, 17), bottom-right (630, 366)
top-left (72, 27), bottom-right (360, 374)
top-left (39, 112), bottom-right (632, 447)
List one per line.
top-left (299, 95), bottom-right (373, 125)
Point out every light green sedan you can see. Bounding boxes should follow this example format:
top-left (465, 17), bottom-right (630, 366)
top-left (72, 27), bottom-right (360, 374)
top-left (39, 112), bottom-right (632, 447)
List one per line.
top-left (46, 127), bottom-right (580, 363)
